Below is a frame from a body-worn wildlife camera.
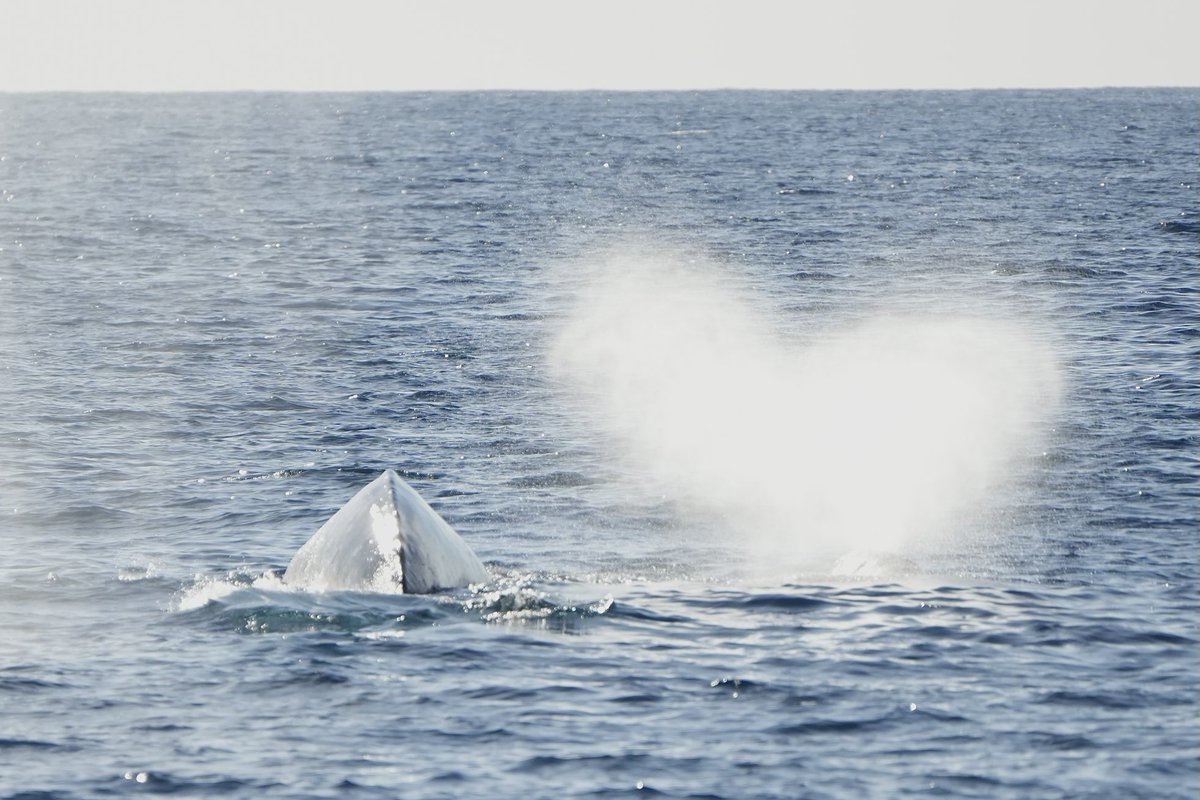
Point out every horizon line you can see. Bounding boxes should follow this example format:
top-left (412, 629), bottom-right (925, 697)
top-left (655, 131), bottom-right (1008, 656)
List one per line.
top-left (3, 84), bottom-right (1197, 95)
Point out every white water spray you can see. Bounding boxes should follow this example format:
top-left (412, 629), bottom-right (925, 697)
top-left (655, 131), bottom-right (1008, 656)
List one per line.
top-left (550, 250), bottom-right (1061, 574)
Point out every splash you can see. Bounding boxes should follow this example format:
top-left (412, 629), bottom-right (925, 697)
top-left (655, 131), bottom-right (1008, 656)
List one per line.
top-left (174, 569), bottom-right (288, 612)
top-left (549, 250), bottom-right (1061, 574)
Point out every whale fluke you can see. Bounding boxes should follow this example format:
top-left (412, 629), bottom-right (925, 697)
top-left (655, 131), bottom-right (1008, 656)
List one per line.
top-left (283, 469), bottom-right (488, 594)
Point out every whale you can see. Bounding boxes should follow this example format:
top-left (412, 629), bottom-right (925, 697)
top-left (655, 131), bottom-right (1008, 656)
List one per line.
top-left (283, 469), bottom-right (488, 594)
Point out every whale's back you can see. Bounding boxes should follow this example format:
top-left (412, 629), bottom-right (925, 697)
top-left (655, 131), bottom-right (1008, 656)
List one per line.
top-left (283, 469), bottom-right (488, 594)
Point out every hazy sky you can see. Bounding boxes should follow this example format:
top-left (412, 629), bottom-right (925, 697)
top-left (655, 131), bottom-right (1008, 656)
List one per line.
top-left (2, 0), bottom-right (1197, 91)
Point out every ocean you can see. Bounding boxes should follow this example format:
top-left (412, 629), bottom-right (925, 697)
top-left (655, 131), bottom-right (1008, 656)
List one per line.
top-left (0, 89), bottom-right (1196, 798)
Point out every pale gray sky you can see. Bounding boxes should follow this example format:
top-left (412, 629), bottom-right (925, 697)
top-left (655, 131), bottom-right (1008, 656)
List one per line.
top-left (2, 0), bottom-right (1197, 91)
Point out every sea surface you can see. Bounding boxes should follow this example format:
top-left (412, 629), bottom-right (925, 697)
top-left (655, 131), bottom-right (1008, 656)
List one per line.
top-left (0, 89), bottom-right (1196, 799)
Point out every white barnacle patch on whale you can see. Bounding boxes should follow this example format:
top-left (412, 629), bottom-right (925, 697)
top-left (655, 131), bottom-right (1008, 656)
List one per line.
top-left (283, 469), bottom-right (488, 594)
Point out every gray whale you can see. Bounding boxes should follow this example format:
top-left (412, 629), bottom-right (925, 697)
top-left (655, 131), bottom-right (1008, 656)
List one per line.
top-left (283, 469), bottom-right (488, 594)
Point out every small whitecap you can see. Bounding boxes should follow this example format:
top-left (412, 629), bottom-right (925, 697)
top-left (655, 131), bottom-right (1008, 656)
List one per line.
top-left (175, 575), bottom-right (241, 611)
top-left (118, 562), bottom-right (159, 582)
top-left (357, 629), bottom-right (406, 641)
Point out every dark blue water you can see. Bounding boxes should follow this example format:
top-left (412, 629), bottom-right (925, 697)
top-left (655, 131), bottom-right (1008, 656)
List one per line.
top-left (0, 89), bottom-right (1196, 798)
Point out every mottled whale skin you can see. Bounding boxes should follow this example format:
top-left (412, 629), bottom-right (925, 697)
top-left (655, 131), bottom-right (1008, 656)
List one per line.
top-left (283, 469), bottom-right (488, 594)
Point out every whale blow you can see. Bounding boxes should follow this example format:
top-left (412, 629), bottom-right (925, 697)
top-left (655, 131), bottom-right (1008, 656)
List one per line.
top-left (283, 469), bottom-right (488, 594)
